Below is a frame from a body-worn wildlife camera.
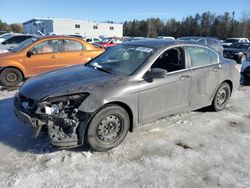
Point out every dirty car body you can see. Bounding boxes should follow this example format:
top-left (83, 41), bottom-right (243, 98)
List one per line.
top-left (14, 40), bottom-right (240, 151)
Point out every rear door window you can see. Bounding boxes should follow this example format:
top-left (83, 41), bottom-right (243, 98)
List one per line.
top-left (62, 39), bottom-right (85, 51)
top-left (186, 46), bottom-right (219, 67)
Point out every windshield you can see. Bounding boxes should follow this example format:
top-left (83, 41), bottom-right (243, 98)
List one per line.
top-left (224, 39), bottom-right (239, 43)
top-left (87, 44), bottom-right (155, 76)
top-left (13, 37), bottom-right (38, 52)
top-left (229, 43), bottom-right (250, 49)
top-left (101, 38), bottom-right (112, 43)
top-left (0, 33), bottom-right (15, 40)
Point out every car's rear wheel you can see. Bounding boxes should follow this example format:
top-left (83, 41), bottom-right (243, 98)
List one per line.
top-left (0, 68), bottom-right (23, 87)
top-left (240, 54), bottom-right (246, 64)
top-left (211, 82), bottom-right (231, 111)
top-left (85, 105), bottom-right (130, 151)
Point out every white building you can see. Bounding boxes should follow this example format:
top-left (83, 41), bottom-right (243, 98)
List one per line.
top-left (23, 18), bottom-right (123, 37)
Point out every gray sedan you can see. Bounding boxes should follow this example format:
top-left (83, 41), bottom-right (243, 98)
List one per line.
top-left (14, 40), bottom-right (240, 151)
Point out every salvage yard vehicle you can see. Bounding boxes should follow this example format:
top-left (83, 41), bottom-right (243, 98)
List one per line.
top-left (0, 35), bottom-right (104, 86)
top-left (14, 40), bottom-right (240, 151)
top-left (223, 42), bottom-right (250, 64)
top-left (0, 34), bottom-right (34, 53)
top-left (241, 58), bottom-right (250, 82)
top-left (222, 38), bottom-right (249, 48)
top-left (96, 37), bottom-right (123, 48)
top-left (177, 36), bottom-right (223, 54)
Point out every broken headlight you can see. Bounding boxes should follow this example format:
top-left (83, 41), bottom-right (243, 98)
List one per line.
top-left (38, 93), bottom-right (89, 115)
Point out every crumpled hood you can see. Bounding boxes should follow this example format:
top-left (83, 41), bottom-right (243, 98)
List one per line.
top-left (20, 65), bottom-right (115, 101)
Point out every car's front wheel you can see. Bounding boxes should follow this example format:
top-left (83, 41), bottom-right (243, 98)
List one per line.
top-left (212, 82), bottom-right (231, 111)
top-left (85, 105), bottom-right (130, 151)
top-left (0, 68), bottom-right (23, 87)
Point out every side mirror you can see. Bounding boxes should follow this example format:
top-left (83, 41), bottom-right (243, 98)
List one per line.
top-left (143, 68), bottom-right (167, 82)
top-left (26, 50), bottom-right (34, 58)
top-left (2, 42), bottom-right (6, 45)
top-left (150, 68), bottom-right (168, 78)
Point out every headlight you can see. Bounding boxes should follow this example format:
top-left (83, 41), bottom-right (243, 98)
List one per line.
top-left (43, 104), bottom-right (60, 115)
top-left (39, 93), bottom-right (89, 115)
top-left (236, 52), bottom-right (243, 56)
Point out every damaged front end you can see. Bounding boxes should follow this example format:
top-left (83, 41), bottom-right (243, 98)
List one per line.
top-left (14, 93), bottom-right (90, 147)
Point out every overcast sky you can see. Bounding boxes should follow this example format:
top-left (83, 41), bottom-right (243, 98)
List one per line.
top-left (1, 0), bottom-right (249, 24)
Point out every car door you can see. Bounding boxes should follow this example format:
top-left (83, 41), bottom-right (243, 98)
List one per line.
top-left (138, 47), bottom-right (191, 124)
top-left (25, 39), bottom-right (63, 76)
top-left (60, 39), bottom-right (92, 66)
top-left (186, 45), bottom-right (222, 110)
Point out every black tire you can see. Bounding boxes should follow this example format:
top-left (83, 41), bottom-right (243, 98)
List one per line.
top-left (0, 68), bottom-right (23, 86)
top-left (85, 105), bottom-right (130, 151)
top-left (211, 82), bottom-right (231, 111)
top-left (240, 54), bottom-right (246, 64)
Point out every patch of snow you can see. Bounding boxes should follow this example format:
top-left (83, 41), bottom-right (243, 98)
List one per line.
top-left (0, 86), bottom-right (250, 187)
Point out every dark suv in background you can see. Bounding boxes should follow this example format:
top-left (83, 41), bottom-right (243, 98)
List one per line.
top-left (177, 36), bottom-right (223, 54)
top-left (223, 42), bottom-right (250, 64)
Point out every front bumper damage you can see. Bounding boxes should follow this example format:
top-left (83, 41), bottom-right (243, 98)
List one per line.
top-left (14, 94), bottom-right (92, 148)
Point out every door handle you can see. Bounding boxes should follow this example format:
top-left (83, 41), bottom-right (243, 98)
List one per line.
top-left (180, 75), bottom-right (191, 80)
top-left (80, 53), bottom-right (84, 56)
top-left (51, 55), bottom-right (56, 58)
top-left (213, 64), bottom-right (222, 72)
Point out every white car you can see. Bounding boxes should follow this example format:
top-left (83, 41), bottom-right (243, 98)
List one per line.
top-left (0, 34), bottom-right (34, 53)
top-left (222, 38), bottom-right (249, 48)
top-left (157, 36), bottom-right (175, 40)
top-left (84, 37), bottom-right (102, 44)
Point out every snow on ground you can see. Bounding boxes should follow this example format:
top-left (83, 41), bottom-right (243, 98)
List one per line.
top-left (0, 85), bottom-right (250, 188)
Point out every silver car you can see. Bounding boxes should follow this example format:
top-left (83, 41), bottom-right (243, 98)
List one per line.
top-left (14, 40), bottom-right (240, 151)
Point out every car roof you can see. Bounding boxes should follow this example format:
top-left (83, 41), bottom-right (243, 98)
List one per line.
top-left (227, 38), bottom-right (248, 40)
top-left (123, 39), bottom-right (190, 49)
top-left (178, 36), bottom-right (219, 40)
top-left (231, 42), bottom-right (250, 45)
top-left (3, 33), bottom-right (35, 36)
top-left (39, 35), bottom-right (85, 40)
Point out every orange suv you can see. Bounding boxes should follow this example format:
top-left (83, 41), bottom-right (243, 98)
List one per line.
top-left (0, 35), bottom-right (104, 86)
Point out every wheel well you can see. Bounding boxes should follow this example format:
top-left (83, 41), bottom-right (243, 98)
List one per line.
top-left (1, 66), bottom-right (24, 80)
top-left (105, 102), bottom-right (134, 132)
top-left (223, 80), bottom-right (233, 95)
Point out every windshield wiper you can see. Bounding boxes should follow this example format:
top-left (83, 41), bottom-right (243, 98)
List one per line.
top-left (87, 62), bottom-right (113, 74)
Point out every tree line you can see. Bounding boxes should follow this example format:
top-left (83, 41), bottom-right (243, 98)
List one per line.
top-left (0, 20), bottom-right (22, 33)
top-left (1, 11), bottom-right (250, 39)
top-left (123, 12), bottom-right (250, 39)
